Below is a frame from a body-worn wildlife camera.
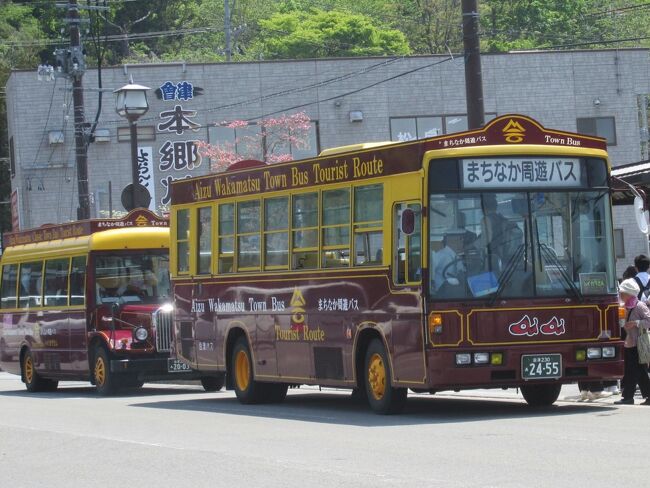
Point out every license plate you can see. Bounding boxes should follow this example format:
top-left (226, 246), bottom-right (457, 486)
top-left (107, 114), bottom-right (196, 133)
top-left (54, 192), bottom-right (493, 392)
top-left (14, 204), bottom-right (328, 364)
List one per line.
top-left (521, 354), bottom-right (562, 380)
top-left (167, 358), bottom-right (192, 373)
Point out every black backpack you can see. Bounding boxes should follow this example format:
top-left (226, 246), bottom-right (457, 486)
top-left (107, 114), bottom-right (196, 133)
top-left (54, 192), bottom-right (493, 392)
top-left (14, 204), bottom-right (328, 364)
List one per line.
top-left (633, 276), bottom-right (650, 300)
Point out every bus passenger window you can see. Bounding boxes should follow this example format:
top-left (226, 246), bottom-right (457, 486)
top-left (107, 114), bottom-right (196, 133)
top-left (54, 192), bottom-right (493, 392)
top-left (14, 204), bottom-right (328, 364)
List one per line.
top-left (0, 264), bottom-right (18, 309)
top-left (218, 203), bottom-right (235, 273)
top-left (353, 184), bottom-right (383, 266)
top-left (44, 258), bottom-right (70, 307)
top-left (394, 203), bottom-right (422, 284)
top-left (197, 206), bottom-right (212, 275)
top-left (292, 193), bottom-right (318, 269)
top-left (264, 197), bottom-right (289, 268)
top-left (322, 188), bottom-right (350, 268)
top-left (237, 200), bottom-right (261, 270)
top-left (176, 208), bottom-right (190, 274)
top-left (69, 256), bottom-right (86, 306)
top-left (18, 261), bottom-right (43, 308)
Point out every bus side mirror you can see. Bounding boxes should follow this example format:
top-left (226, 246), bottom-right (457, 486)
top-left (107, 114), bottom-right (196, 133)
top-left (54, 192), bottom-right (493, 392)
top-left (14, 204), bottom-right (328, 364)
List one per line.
top-left (401, 208), bottom-right (415, 235)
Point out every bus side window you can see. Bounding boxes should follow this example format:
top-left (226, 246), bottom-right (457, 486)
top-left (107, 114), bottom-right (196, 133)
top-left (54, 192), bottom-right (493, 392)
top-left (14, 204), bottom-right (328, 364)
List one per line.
top-left (394, 203), bottom-right (422, 285)
top-left (44, 258), bottom-right (70, 307)
top-left (292, 192), bottom-right (319, 269)
top-left (353, 184), bottom-right (383, 266)
top-left (176, 208), bottom-right (191, 274)
top-left (218, 203), bottom-right (235, 273)
top-left (18, 261), bottom-right (43, 308)
top-left (0, 264), bottom-right (18, 309)
top-left (69, 256), bottom-right (86, 306)
top-left (196, 206), bottom-right (212, 275)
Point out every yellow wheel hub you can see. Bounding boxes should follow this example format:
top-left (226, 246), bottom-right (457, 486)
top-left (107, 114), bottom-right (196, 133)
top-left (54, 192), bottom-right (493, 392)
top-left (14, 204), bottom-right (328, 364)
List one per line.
top-left (95, 356), bottom-right (106, 387)
top-left (24, 355), bottom-right (34, 384)
top-left (368, 353), bottom-right (386, 401)
top-left (235, 350), bottom-right (250, 392)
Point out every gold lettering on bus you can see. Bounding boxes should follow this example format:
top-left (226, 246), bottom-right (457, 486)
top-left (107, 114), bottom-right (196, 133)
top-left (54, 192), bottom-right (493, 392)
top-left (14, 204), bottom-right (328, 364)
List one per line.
top-left (291, 167), bottom-right (309, 186)
top-left (263, 170), bottom-right (288, 190)
top-left (312, 160), bottom-right (349, 184)
top-left (352, 156), bottom-right (384, 178)
top-left (193, 181), bottom-right (213, 201)
top-left (213, 175), bottom-right (261, 197)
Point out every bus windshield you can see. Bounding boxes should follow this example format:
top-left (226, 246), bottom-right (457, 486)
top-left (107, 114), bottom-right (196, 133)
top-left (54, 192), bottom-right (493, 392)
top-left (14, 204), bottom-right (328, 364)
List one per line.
top-left (95, 253), bottom-right (171, 304)
top-left (429, 190), bottom-right (616, 300)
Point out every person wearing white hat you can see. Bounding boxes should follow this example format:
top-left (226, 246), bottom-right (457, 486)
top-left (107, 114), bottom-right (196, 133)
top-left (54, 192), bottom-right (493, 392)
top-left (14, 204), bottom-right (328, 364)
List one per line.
top-left (615, 278), bottom-right (650, 405)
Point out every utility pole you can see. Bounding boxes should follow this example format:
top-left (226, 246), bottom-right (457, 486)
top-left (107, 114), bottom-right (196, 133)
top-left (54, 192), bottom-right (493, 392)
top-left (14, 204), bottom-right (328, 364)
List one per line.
top-left (68, 0), bottom-right (90, 219)
top-left (462, 0), bottom-right (485, 129)
top-left (224, 0), bottom-right (232, 61)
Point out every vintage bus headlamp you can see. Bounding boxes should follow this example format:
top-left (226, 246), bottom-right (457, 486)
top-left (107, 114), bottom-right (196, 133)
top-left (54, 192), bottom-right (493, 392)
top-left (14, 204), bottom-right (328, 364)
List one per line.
top-left (160, 303), bottom-right (174, 313)
top-left (490, 353), bottom-right (503, 365)
top-left (575, 349), bottom-right (587, 361)
top-left (455, 353), bottom-right (471, 365)
top-left (474, 352), bottom-right (490, 364)
top-left (134, 327), bottom-right (149, 342)
top-left (587, 347), bottom-right (602, 359)
top-left (602, 346), bottom-right (616, 358)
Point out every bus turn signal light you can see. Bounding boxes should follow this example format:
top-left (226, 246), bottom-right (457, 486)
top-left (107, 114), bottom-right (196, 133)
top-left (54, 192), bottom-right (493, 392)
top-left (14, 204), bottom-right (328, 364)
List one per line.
top-left (429, 314), bottom-right (443, 334)
top-left (575, 349), bottom-right (586, 361)
top-left (490, 353), bottom-right (503, 365)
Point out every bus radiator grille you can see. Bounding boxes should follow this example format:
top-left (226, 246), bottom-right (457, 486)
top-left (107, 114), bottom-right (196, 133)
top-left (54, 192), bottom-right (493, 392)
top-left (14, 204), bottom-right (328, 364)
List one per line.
top-left (153, 308), bottom-right (173, 352)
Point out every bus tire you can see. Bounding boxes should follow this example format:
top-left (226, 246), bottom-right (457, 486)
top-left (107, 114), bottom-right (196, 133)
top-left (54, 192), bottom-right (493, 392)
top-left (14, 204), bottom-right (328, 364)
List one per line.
top-left (93, 347), bottom-right (119, 396)
top-left (521, 383), bottom-right (562, 407)
top-left (22, 349), bottom-right (49, 393)
top-left (364, 339), bottom-right (407, 415)
top-left (201, 374), bottom-right (225, 392)
top-left (231, 337), bottom-right (264, 404)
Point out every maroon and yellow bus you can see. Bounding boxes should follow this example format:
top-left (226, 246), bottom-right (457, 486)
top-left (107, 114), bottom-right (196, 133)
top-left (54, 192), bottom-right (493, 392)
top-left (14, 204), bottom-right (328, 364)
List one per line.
top-left (0, 209), bottom-right (223, 395)
top-left (169, 115), bottom-right (623, 414)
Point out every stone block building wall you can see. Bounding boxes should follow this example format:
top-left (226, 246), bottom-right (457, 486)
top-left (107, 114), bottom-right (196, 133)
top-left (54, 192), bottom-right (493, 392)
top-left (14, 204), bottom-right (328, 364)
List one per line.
top-left (5, 49), bottom-right (650, 274)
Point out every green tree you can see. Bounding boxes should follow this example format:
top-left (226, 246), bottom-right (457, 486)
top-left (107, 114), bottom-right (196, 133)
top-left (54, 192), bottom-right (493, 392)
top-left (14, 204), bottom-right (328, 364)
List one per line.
top-left (251, 9), bottom-right (410, 59)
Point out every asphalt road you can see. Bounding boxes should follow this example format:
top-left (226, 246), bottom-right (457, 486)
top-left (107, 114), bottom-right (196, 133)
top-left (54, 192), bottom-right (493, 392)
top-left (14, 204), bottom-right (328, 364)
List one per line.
top-left (0, 372), bottom-right (647, 488)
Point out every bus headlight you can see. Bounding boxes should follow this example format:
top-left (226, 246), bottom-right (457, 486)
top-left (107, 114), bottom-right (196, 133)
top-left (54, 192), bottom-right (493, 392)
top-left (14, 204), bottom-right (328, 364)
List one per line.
top-left (587, 347), bottom-right (602, 359)
top-left (602, 346), bottom-right (616, 358)
top-left (455, 353), bottom-right (472, 365)
top-left (134, 327), bottom-right (149, 342)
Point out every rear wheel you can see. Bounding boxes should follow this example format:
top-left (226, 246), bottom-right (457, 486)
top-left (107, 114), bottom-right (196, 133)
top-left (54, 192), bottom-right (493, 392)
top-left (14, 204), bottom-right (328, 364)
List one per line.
top-left (93, 347), bottom-right (119, 396)
top-left (201, 374), bottom-right (225, 392)
top-left (521, 383), bottom-right (562, 407)
top-left (22, 350), bottom-right (55, 392)
top-left (364, 339), bottom-right (407, 415)
top-left (231, 337), bottom-right (266, 404)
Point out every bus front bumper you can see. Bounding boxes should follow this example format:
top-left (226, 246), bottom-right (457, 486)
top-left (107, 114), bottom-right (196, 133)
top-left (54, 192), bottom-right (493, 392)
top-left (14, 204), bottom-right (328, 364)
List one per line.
top-left (109, 357), bottom-right (203, 380)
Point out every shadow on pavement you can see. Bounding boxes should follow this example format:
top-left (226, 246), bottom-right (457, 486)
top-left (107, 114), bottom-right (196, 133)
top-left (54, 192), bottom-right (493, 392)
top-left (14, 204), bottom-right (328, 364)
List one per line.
top-left (0, 384), bottom-right (204, 400)
top-left (130, 390), bottom-right (617, 427)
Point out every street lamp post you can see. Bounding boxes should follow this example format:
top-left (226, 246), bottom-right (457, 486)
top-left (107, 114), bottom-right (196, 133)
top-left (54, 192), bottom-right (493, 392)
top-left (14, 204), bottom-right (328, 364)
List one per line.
top-left (114, 82), bottom-right (151, 211)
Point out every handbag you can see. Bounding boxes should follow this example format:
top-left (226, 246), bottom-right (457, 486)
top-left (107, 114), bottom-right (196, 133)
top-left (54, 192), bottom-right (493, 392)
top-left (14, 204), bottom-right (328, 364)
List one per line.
top-left (638, 325), bottom-right (650, 364)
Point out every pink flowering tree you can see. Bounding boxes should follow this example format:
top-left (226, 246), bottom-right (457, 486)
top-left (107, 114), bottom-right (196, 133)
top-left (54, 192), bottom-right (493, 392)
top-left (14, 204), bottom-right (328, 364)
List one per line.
top-left (197, 111), bottom-right (313, 172)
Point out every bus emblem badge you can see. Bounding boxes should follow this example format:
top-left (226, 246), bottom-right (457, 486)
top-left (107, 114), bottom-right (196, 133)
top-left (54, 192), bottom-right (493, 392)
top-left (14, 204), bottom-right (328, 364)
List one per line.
top-left (502, 119), bottom-right (526, 143)
top-left (509, 315), bottom-right (566, 337)
top-left (135, 215), bottom-right (149, 227)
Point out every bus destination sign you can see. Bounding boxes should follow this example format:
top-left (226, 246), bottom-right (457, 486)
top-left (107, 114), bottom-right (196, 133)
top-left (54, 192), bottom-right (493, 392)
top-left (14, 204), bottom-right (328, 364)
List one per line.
top-left (461, 157), bottom-right (582, 189)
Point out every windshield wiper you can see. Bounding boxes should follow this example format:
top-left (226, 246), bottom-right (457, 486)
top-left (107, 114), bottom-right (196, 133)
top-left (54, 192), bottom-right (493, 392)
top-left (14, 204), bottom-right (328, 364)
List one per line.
top-left (537, 243), bottom-right (583, 301)
top-left (488, 243), bottom-right (526, 306)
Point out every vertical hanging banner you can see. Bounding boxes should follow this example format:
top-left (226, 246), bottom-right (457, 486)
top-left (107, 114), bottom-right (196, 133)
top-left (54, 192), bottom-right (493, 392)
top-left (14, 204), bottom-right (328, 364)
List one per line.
top-left (137, 146), bottom-right (157, 212)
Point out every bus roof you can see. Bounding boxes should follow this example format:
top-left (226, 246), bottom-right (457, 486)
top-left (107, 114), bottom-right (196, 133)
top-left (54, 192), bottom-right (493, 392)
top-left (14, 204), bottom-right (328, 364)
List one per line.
top-left (170, 114), bottom-right (608, 206)
top-left (1, 209), bottom-right (169, 260)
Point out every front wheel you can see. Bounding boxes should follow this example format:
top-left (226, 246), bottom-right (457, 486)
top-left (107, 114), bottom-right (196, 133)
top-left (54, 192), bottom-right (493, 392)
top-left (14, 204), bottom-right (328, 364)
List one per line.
top-left (201, 374), bottom-right (225, 392)
top-left (231, 337), bottom-right (265, 404)
top-left (93, 347), bottom-right (120, 396)
top-left (521, 383), bottom-right (562, 407)
top-left (364, 339), bottom-right (407, 414)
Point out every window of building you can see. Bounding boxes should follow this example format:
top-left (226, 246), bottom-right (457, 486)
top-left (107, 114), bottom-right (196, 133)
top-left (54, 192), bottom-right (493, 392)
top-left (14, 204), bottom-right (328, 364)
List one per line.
top-left (176, 208), bottom-right (190, 274)
top-left (117, 125), bottom-right (156, 142)
top-left (197, 206), bottom-right (212, 274)
top-left (577, 117), bottom-right (617, 146)
top-left (69, 256), bottom-right (86, 306)
top-left (390, 114), bottom-right (496, 141)
top-left (18, 261), bottom-right (43, 308)
top-left (353, 184), bottom-right (383, 266)
top-left (44, 258), bottom-right (70, 307)
top-left (218, 203), bottom-right (235, 273)
top-left (237, 200), bottom-right (261, 270)
top-left (322, 188), bottom-right (350, 268)
top-left (0, 264), bottom-right (18, 309)
top-left (264, 197), bottom-right (289, 269)
top-left (208, 121), bottom-right (320, 161)
top-left (614, 228), bottom-right (625, 259)
top-left (292, 192), bottom-right (319, 269)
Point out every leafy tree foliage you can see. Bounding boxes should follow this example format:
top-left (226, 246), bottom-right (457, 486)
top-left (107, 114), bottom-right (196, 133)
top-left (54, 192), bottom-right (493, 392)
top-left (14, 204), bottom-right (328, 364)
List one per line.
top-left (251, 9), bottom-right (410, 59)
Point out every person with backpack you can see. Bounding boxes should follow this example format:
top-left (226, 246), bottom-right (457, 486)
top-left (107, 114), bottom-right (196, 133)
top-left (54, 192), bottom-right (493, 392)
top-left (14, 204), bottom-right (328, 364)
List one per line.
top-left (633, 254), bottom-right (650, 302)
